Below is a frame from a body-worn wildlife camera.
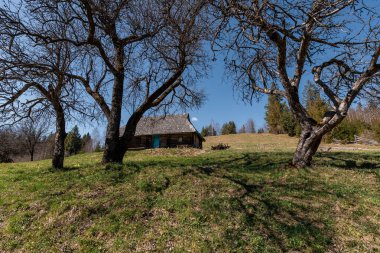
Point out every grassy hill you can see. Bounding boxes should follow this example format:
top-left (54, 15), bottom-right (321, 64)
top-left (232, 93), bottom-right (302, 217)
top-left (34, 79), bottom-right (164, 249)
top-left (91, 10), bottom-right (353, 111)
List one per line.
top-left (0, 134), bottom-right (379, 252)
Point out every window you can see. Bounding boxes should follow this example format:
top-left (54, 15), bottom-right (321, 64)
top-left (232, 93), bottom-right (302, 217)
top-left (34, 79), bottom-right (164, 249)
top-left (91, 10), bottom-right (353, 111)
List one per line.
top-left (178, 137), bottom-right (183, 143)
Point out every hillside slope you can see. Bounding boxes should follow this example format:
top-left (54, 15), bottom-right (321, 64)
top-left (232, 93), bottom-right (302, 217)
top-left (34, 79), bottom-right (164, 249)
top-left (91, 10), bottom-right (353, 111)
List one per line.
top-left (0, 134), bottom-right (379, 252)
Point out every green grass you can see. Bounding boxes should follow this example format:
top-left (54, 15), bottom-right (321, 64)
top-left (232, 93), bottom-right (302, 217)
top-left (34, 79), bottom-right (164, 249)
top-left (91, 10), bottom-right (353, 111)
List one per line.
top-left (0, 134), bottom-right (379, 252)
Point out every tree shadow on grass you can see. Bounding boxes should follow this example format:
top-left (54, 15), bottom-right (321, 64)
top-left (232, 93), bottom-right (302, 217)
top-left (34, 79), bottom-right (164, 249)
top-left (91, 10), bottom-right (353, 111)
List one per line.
top-left (48, 166), bottom-right (80, 172)
top-left (65, 150), bottom-right (377, 251)
top-left (193, 163), bottom-right (336, 252)
top-left (192, 150), bottom-right (380, 251)
top-left (315, 152), bottom-right (380, 170)
top-left (190, 150), bottom-right (379, 251)
top-left (116, 150), bottom-right (379, 251)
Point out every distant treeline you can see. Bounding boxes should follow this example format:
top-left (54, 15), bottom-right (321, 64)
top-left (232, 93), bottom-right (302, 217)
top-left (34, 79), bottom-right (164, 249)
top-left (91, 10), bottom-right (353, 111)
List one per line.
top-left (201, 118), bottom-right (265, 137)
top-left (0, 121), bottom-right (102, 163)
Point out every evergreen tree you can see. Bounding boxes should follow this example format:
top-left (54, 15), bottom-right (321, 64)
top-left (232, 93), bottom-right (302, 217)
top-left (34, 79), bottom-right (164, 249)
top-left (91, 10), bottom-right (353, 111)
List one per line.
top-left (81, 133), bottom-right (93, 153)
top-left (265, 95), bottom-right (299, 136)
top-left (281, 107), bottom-right (298, 137)
top-left (265, 95), bottom-right (286, 134)
top-left (257, 128), bottom-right (265, 134)
top-left (65, 126), bottom-right (82, 155)
top-left (201, 127), bottom-right (209, 137)
top-left (82, 133), bottom-right (91, 146)
top-left (201, 124), bottom-right (217, 137)
top-left (304, 82), bottom-right (330, 122)
top-left (221, 121), bottom-right (237, 135)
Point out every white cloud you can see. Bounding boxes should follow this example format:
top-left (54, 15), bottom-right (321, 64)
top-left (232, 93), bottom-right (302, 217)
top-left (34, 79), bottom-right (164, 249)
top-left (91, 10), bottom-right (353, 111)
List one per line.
top-left (191, 117), bottom-right (198, 122)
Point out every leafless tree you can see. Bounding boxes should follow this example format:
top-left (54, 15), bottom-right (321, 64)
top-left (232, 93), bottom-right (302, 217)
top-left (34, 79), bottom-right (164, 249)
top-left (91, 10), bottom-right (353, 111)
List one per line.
top-left (246, 118), bottom-right (255, 133)
top-left (238, 124), bottom-right (246, 133)
top-left (17, 117), bottom-right (50, 161)
top-left (25, 0), bottom-right (210, 163)
top-left (0, 3), bottom-right (93, 168)
top-left (214, 0), bottom-right (380, 167)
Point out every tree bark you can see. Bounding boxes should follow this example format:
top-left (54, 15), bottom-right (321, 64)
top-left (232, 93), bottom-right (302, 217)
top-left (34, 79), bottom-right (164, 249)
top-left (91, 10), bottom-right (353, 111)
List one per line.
top-left (102, 110), bottom-right (142, 164)
top-left (293, 134), bottom-right (322, 167)
top-left (101, 130), bottom-right (135, 164)
top-left (52, 109), bottom-right (66, 169)
top-left (102, 70), bottom-right (125, 164)
top-left (283, 87), bottom-right (324, 168)
top-left (30, 150), bottom-right (34, 162)
top-left (292, 126), bottom-right (322, 168)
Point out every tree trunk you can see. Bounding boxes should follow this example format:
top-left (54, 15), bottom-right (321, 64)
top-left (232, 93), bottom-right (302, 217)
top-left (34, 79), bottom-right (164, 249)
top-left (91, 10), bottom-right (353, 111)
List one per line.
top-left (30, 150), bottom-right (34, 162)
top-left (102, 138), bottom-right (124, 164)
top-left (292, 127), bottom-right (322, 168)
top-left (102, 72), bottom-right (125, 164)
top-left (101, 131), bottom-right (134, 164)
top-left (52, 110), bottom-right (66, 169)
top-left (102, 111), bottom-right (142, 164)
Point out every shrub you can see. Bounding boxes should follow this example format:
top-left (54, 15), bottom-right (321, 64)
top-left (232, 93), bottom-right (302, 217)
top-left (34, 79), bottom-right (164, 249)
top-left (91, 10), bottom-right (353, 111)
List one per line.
top-left (257, 128), bottom-right (265, 134)
top-left (211, 143), bottom-right (230, 150)
top-left (328, 118), bottom-right (367, 144)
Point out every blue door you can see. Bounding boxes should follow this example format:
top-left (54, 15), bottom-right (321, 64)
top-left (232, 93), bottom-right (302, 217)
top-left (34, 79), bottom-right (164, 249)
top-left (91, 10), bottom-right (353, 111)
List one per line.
top-left (153, 135), bottom-right (160, 148)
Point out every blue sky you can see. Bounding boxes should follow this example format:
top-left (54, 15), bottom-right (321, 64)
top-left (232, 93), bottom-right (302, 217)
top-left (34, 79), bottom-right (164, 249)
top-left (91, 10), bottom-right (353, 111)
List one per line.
top-left (188, 56), bottom-right (267, 132)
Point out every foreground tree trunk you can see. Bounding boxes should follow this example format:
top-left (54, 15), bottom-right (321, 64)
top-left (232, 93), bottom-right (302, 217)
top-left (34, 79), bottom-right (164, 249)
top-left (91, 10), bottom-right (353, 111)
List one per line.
top-left (292, 127), bottom-right (323, 168)
top-left (102, 124), bottom-right (122, 164)
top-left (102, 111), bottom-right (141, 164)
top-left (52, 109), bottom-right (66, 169)
top-left (101, 131), bottom-right (136, 164)
top-left (30, 150), bottom-right (34, 162)
top-left (101, 72), bottom-right (124, 164)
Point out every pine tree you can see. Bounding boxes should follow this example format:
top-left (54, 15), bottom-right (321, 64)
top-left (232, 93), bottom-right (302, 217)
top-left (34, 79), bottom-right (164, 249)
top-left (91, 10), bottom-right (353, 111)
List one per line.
top-left (257, 128), bottom-right (265, 134)
top-left (201, 127), bottom-right (209, 137)
top-left (304, 82), bottom-right (330, 123)
top-left (265, 95), bottom-right (286, 134)
top-left (81, 133), bottom-right (93, 153)
top-left (65, 126), bottom-right (82, 155)
top-left (281, 107), bottom-right (298, 137)
top-left (221, 121), bottom-right (237, 135)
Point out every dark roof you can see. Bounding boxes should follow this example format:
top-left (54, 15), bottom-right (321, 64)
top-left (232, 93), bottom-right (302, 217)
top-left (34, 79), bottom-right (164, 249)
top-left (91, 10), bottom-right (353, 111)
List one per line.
top-left (120, 114), bottom-right (204, 139)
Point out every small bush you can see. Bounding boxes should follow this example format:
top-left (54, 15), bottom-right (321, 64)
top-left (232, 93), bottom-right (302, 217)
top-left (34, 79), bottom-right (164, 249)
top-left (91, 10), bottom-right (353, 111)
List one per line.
top-left (257, 128), bottom-right (265, 134)
top-left (211, 143), bottom-right (230, 150)
top-left (327, 118), bottom-right (367, 144)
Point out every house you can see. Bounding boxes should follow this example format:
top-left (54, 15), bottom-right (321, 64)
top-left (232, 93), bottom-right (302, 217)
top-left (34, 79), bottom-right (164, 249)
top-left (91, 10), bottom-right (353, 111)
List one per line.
top-left (121, 114), bottom-right (205, 149)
